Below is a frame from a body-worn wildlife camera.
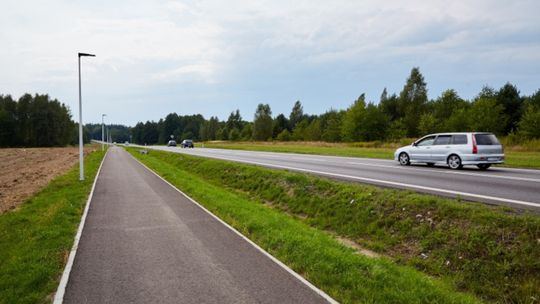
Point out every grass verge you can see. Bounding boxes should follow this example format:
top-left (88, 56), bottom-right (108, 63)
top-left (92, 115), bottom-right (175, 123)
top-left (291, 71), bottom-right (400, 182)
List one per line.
top-left (130, 148), bottom-right (482, 303)
top-left (0, 149), bottom-right (106, 304)
top-left (199, 141), bottom-right (395, 159)
top-left (129, 148), bottom-right (540, 303)
top-left (198, 141), bottom-right (540, 169)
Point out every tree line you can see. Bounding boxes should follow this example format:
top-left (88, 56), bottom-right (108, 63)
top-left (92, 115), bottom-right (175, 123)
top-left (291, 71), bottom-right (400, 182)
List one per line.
top-left (2, 68), bottom-right (539, 147)
top-left (0, 94), bottom-right (83, 147)
top-left (132, 67), bottom-right (540, 145)
top-left (86, 123), bottom-right (132, 143)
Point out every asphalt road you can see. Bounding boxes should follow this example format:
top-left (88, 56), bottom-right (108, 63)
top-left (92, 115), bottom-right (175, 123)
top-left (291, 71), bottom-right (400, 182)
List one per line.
top-left (63, 147), bottom-right (332, 304)
top-left (145, 146), bottom-right (540, 211)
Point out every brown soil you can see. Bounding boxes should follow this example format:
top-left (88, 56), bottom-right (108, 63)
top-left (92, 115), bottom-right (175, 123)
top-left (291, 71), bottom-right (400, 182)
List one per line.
top-left (0, 146), bottom-right (97, 214)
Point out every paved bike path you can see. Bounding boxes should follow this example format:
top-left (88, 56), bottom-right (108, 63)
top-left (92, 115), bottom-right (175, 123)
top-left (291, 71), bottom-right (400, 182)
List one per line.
top-left (63, 147), bottom-right (330, 303)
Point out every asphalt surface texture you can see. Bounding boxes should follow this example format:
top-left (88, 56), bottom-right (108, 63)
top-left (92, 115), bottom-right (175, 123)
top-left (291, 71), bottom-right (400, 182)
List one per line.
top-left (145, 145), bottom-right (540, 211)
top-left (63, 147), bottom-right (331, 304)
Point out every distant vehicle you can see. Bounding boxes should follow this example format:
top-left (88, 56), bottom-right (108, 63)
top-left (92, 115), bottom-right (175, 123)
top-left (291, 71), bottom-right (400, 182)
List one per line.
top-left (167, 140), bottom-right (177, 147)
top-left (181, 139), bottom-right (194, 148)
top-left (113, 141), bottom-right (117, 145)
top-left (394, 132), bottom-right (504, 170)
top-left (124, 141), bottom-right (129, 146)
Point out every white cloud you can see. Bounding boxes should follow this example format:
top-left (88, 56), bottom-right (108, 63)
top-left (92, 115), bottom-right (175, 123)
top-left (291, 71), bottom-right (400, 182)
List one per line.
top-left (151, 62), bottom-right (219, 83)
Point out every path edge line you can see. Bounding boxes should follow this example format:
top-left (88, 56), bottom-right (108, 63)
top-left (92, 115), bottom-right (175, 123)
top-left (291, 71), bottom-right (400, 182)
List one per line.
top-left (129, 151), bottom-right (339, 304)
top-left (53, 149), bottom-right (109, 304)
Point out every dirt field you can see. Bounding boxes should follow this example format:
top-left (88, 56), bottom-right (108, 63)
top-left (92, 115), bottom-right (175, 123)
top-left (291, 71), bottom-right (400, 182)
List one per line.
top-left (0, 146), bottom-right (98, 214)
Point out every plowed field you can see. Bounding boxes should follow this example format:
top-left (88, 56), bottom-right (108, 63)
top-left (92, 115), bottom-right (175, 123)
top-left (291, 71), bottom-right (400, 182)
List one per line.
top-left (0, 146), bottom-right (98, 213)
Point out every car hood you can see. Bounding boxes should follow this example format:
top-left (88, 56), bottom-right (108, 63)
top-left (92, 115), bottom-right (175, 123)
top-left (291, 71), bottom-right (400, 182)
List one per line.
top-left (395, 145), bottom-right (413, 153)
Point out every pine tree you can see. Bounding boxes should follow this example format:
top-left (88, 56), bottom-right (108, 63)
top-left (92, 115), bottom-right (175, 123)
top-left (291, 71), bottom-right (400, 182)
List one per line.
top-left (289, 100), bottom-right (304, 130)
top-left (398, 67), bottom-right (428, 137)
top-left (496, 83), bottom-right (523, 134)
top-left (253, 104), bottom-right (273, 141)
top-left (341, 94), bottom-right (366, 142)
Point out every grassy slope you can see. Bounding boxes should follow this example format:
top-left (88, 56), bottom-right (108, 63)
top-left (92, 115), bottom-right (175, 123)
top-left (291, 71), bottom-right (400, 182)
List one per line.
top-left (0, 149), bottom-right (106, 304)
top-left (131, 149), bottom-right (540, 303)
top-left (129, 148), bottom-right (478, 304)
top-left (198, 141), bottom-right (540, 169)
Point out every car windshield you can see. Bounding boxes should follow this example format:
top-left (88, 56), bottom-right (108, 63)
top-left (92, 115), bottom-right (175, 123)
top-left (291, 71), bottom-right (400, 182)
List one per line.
top-left (475, 134), bottom-right (500, 145)
top-left (416, 136), bottom-right (435, 146)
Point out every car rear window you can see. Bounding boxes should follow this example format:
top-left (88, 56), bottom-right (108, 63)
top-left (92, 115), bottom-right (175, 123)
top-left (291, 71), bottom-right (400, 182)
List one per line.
top-left (475, 134), bottom-right (500, 145)
top-left (434, 135), bottom-right (451, 145)
top-left (452, 135), bottom-right (467, 145)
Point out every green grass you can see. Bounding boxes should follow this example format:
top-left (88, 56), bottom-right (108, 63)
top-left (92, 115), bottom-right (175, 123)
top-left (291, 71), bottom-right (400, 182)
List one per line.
top-left (131, 148), bottom-right (540, 303)
top-left (0, 149), bottom-right (106, 304)
top-left (198, 141), bottom-right (540, 169)
top-left (504, 151), bottom-right (540, 168)
top-left (130, 150), bottom-right (510, 303)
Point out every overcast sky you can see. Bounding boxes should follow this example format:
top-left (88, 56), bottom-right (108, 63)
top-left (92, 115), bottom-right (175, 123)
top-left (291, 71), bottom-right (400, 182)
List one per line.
top-left (1, 0), bottom-right (539, 126)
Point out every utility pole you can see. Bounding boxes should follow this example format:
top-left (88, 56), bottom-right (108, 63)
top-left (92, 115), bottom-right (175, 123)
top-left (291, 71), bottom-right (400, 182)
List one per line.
top-left (102, 114), bottom-right (106, 151)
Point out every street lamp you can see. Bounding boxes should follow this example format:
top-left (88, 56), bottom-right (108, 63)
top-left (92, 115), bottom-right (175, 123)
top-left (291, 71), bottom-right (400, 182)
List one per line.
top-left (102, 114), bottom-right (106, 151)
top-left (78, 52), bottom-right (96, 181)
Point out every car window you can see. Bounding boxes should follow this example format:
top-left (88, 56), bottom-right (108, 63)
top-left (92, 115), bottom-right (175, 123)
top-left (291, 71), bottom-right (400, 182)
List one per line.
top-left (416, 136), bottom-right (436, 146)
top-left (475, 134), bottom-right (500, 145)
top-left (452, 135), bottom-right (467, 145)
top-left (434, 135), bottom-right (451, 145)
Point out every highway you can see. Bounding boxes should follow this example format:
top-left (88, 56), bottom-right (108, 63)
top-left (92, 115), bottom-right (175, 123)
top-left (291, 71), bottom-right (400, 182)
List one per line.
top-left (145, 146), bottom-right (540, 211)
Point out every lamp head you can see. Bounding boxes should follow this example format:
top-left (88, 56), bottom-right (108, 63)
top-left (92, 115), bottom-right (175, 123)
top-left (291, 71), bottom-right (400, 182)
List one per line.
top-left (78, 52), bottom-right (96, 57)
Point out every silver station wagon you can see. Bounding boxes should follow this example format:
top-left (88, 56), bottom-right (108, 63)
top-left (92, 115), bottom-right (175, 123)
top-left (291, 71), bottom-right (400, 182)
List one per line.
top-left (394, 132), bottom-right (504, 170)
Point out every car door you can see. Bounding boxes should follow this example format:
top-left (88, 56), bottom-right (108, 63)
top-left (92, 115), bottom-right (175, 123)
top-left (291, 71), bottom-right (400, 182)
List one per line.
top-left (431, 135), bottom-right (452, 162)
top-left (410, 136), bottom-right (436, 162)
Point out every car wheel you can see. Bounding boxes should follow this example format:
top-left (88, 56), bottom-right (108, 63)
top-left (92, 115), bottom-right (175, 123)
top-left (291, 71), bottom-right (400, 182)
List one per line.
top-left (447, 155), bottom-right (463, 170)
top-left (399, 152), bottom-right (410, 166)
top-left (477, 164), bottom-right (491, 170)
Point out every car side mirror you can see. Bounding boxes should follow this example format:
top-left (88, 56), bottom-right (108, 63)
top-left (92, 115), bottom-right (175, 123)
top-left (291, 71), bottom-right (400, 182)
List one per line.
top-left (412, 142), bottom-right (417, 147)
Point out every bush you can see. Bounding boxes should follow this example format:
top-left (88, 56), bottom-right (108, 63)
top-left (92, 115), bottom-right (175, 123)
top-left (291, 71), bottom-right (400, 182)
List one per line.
top-left (276, 129), bottom-right (291, 141)
top-left (518, 106), bottom-right (540, 139)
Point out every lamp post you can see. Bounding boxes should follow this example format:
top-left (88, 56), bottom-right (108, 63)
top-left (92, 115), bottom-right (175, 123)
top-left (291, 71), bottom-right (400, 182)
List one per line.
top-left (78, 52), bottom-right (95, 181)
top-left (102, 114), bottom-right (106, 151)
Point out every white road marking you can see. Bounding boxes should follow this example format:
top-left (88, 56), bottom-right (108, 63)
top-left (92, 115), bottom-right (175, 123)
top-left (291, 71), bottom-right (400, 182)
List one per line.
top-left (130, 153), bottom-right (338, 304)
top-left (53, 149), bottom-right (109, 304)
top-left (346, 162), bottom-right (540, 183)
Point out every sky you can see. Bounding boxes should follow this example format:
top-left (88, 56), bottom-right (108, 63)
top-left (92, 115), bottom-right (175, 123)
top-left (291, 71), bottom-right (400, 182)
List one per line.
top-left (1, 0), bottom-right (539, 126)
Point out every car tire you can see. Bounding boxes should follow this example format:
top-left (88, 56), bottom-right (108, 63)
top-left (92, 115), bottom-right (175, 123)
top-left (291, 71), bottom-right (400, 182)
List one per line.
top-left (477, 164), bottom-right (491, 170)
top-left (447, 154), bottom-right (463, 170)
top-left (399, 152), bottom-right (410, 166)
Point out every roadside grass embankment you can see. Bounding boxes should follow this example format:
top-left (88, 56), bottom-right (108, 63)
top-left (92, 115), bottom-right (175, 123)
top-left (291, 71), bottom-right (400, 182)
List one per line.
top-left (0, 149), bottom-right (106, 304)
top-left (198, 139), bottom-right (540, 169)
top-left (129, 148), bottom-right (540, 303)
